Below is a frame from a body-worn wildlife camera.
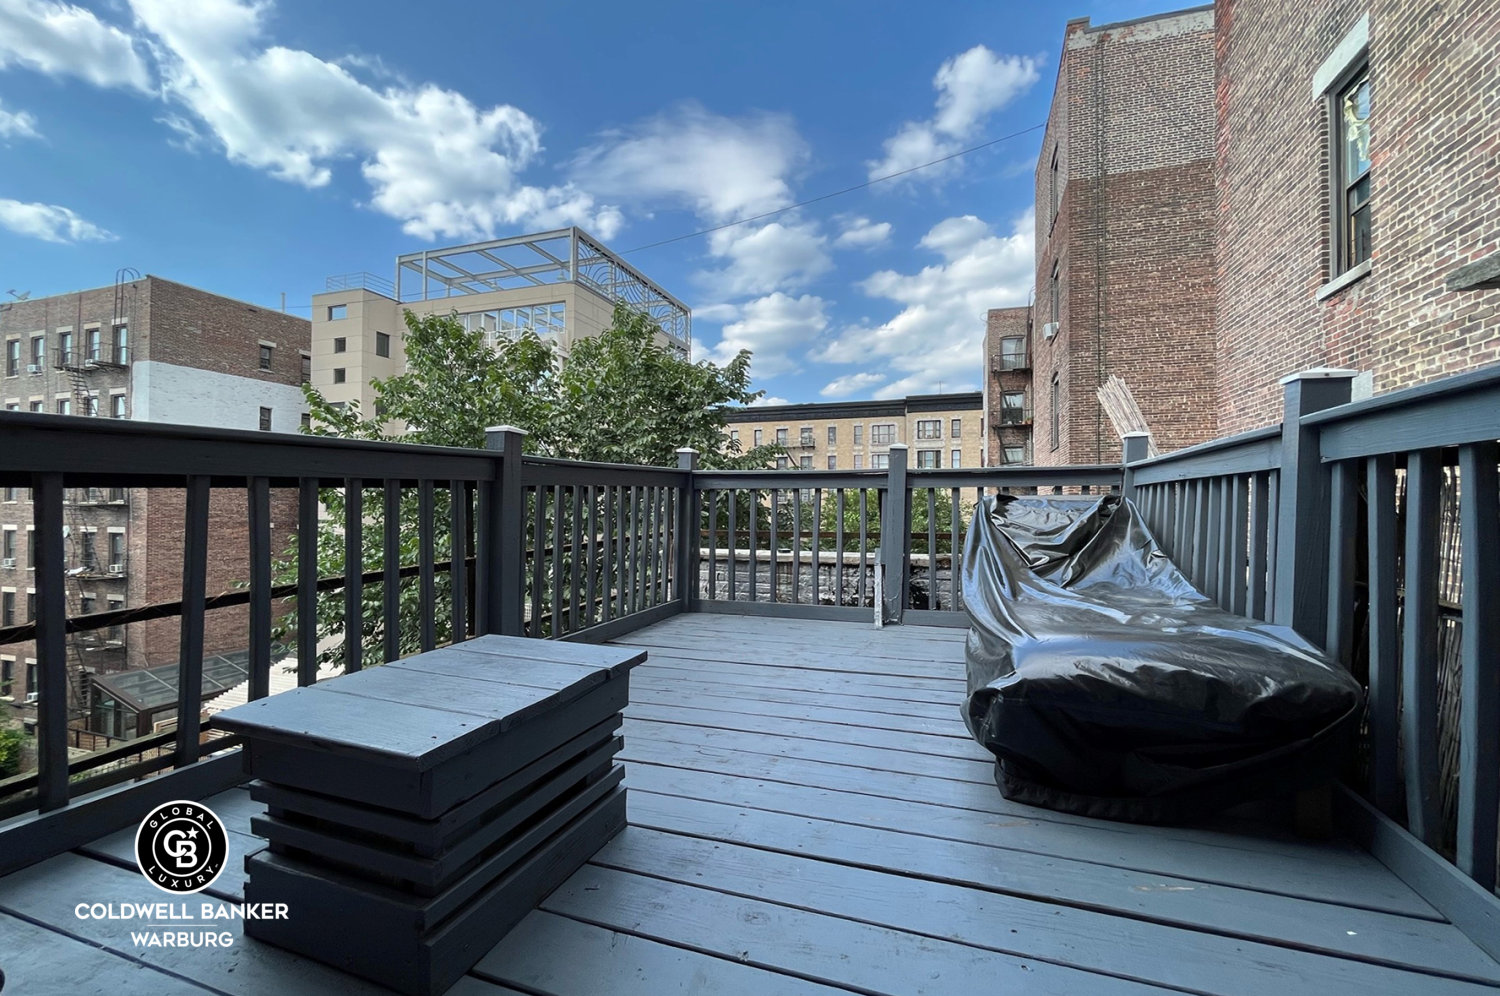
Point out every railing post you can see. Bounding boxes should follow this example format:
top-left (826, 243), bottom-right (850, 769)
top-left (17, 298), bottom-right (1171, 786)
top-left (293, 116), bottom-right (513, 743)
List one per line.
top-left (1120, 431), bottom-right (1151, 504)
top-left (1273, 369), bottom-right (1356, 641)
top-left (879, 444), bottom-right (909, 625)
top-left (676, 448), bottom-right (700, 611)
top-left (484, 426), bottom-right (528, 637)
top-left (33, 473), bottom-right (68, 812)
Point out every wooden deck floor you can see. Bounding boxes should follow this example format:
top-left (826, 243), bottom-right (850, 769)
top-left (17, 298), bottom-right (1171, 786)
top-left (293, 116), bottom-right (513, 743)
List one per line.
top-left (3, 613), bottom-right (1499, 995)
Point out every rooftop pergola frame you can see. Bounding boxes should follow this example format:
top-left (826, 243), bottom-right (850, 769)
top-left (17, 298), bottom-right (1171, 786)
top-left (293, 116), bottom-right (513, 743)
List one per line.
top-left (395, 227), bottom-right (692, 349)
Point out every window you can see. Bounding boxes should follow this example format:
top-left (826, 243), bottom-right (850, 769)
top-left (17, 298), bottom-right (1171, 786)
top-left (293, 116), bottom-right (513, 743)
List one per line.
top-left (259, 407), bottom-right (273, 431)
top-left (27, 529), bottom-right (34, 568)
top-left (950, 418), bottom-right (962, 438)
top-left (1049, 146), bottom-right (1061, 227)
top-left (333, 337), bottom-right (347, 353)
top-left (776, 455), bottom-right (789, 469)
top-left (110, 393), bottom-right (126, 418)
top-left (853, 425), bottom-right (863, 445)
top-left (5, 340), bottom-right (17, 377)
top-left (729, 429), bottom-right (740, 444)
top-left (108, 532), bottom-right (124, 568)
top-left (1050, 373), bottom-right (1061, 451)
top-left (800, 456), bottom-right (813, 469)
top-left (328, 304), bottom-right (347, 320)
top-left (86, 327), bottom-right (101, 362)
top-left (1050, 262), bottom-right (1061, 325)
top-left (80, 594), bottom-right (95, 615)
top-left (375, 332), bottom-right (391, 358)
top-left (258, 344), bottom-right (273, 370)
top-left (853, 454), bottom-right (863, 469)
top-left (1331, 65), bottom-right (1372, 275)
top-left (1004, 444), bottom-right (1027, 465)
top-left (59, 330), bottom-right (74, 367)
top-left (301, 352), bottom-right (311, 385)
top-left (30, 336), bottom-right (43, 370)
top-left (26, 591), bottom-right (36, 621)
top-left (916, 419), bottom-right (941, 440)
top-left (951, 449), bottom-right (962, 469)
top-left (775, 428), bottom-right (788, 446)
top-left (916, 450), bottom-right (940, 469)
top-left (2, 488), bottom-right (13, 502)
top-left (826, 455), bottom-right (836, 469)
top-left (301, 412), bottom-right (311, 430)
top-left (85, 394), bottom-right (98, 417)
top-left (1000, 337), bottom-right (1026, 370)
top-left (106, 597), bottom-right (124, 643)
top-left (1, 529), bottom-right (13, 562)
top-left (0, 657), bottom-right (10, 696)
top-left (1001, 390), bottom-right (1026, 424)
top-left (107, 488), bottom-right (125, 502)
top-left (56, 398), bottom-right (70, 416)
top-left (79, 531), bottom-right (96, 571)
top-left (114, 324), bottom-right (128, 364)
top-left (331, 401), bottom-right (347, 412)
top-left (871, 453), bottom-right (889, 470)
top-left (753, 429), bottom-right (763, 446)
top-left (870, 424), bottom-right (895, 446)
top-left (799, 427), bottom-right (814, 447)
top-left (26, 659), bottom-right (36, 696)
top-left (827, 425), bottom-right (836, 446)
top-left (333, 368), bottom-right (346, 384)
top-left (29, 400), bottom-right (41, 413)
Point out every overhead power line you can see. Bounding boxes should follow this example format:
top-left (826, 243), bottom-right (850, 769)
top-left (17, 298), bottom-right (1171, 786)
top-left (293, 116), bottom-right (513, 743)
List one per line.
top-left (619, 122), bottom-right (1046, 255)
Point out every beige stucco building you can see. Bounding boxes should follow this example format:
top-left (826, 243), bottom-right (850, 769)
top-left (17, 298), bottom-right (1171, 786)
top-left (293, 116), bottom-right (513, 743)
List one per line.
top-left (310, 228), bottom-right (690, 418)
top-left (724, 393), bottom-right (986, 470)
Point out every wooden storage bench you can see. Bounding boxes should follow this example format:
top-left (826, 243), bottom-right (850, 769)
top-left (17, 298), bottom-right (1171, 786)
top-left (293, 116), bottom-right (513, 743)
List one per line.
top-left (213, 635), bottom-right (643, 996)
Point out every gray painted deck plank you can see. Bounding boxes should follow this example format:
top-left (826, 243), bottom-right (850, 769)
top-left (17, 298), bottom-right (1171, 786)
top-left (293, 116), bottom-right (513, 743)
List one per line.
top-left (588, 827), bottom-right (1500, 993)
top-left (76, 823), bottom-right (266, 902)
top-left (621, 761), bottom-right (1430, 914)
top-left (0, 911), bottom-right (220, 996)
top-left (472, 910), bottom-right (855, 996)
top-left (543, 863), bottom-right (1178, 996)
top-left (630, 683), bottom-right (968, 736)
top-left (637, 656), bottom-right (964, 700)
top-left (617, 735), bottom-right (1393, 866)
top-left (624, 790), bottom-right (1470, 965)
top-left (631, 671), bottom-right (959, 718)
top-left (610, 633), bottom-right (968, 675)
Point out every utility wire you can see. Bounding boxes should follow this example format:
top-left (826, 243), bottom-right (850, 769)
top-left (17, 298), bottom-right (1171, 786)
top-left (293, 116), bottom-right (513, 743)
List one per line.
top-left (618, 122), bottom-right (1046, 255)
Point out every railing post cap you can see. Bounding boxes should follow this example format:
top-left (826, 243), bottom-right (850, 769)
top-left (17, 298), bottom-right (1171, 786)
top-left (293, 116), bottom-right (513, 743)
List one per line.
top-left (485, 425), bottom-right (529, 435)
top-left (674, 447), bottom-right (699, 455)
top-left (1278, 368), bottom-right (1359, 385)
top-left (1121, 430), bottom-right (1151, 438)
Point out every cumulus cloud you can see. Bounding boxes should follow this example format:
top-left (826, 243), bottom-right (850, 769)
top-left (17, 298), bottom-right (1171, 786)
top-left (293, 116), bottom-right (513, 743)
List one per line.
top-left (820, 371), bottom-right (886, 398)
top-left (868, 45), bottom-right (1039, 183)
top-left (699, 217), bottom-right (831, 298)
top-left (0, 0), bottom-right (151, 91)
top-left (833, 216), bottom-right (891, 250)
top-left (748, 395), bottom-right (790, 407)
top-left (571, 102), bottom-right (808, 223)
top-left (114, 0), bottom-right (618, 240)
top-left (0, 99), bottom-right (40, 139)
top-left (814, 210), bottom-right (1034, 398)
top-left (0, 198), bottom-right (115, 241)
top-left (705, 291), bottom-right (828, 378)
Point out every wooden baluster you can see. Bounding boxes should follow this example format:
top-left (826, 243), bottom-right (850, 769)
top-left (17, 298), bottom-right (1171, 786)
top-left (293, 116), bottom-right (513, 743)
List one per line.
top-left (1402, 449), bottom-right (1442, 845)
top-left (418, 480), bottom-right (436, 653)
top-left (1457, 441), bottom-right (1499, 888)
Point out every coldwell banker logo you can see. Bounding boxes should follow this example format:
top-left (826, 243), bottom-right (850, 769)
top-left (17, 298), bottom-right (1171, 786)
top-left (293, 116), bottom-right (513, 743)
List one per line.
top-left (135, 800), bottom-right (228, 893)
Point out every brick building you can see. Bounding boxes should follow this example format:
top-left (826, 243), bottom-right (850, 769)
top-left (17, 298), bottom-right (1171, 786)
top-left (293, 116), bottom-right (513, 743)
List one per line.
top-left (724, 393), bottom-right (985, 472)
top-left (983, 307), bottom-right (1036, 465)
top-left (1213, 2), bottom-right (1500, 432)
top-left (1028, 6), bottom-right (1220, 466)
top-left (1, 276), bottom-right (309, 740)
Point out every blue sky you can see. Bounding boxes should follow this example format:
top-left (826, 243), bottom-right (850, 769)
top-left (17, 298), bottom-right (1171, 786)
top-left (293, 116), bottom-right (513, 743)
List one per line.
top-left (0, 0), bottom-right (1178, 405)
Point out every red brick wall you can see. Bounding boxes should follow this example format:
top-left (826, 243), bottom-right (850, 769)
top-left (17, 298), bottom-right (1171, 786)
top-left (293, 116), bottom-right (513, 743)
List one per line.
top-left (1032, 8), bottom-right (1219, 466)
top-left (1215, 0), bottom-right (1500, 433)
top-left (984, 307), bottom-right (1034, 464)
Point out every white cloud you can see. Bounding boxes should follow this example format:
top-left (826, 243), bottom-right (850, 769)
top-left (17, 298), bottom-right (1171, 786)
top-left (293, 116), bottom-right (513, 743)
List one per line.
top-left (0, 198), bottom-right (115, 241)
top-left (833, 216), bottom-right (891, 250)
top-left (700, 217), bottom-right (831, 298)
top-left (125, 0), bottom-right (616, 240)
top-left (0, 99), bottom-right (40, 139)
top-left (868, 46), bottom-right (1039, 183)
top-left (820, 372), bottom-right (886, 398)
top-left (814, 210), bottom-right (1034, 398)
top-left (705, 291), bottom-right (828, 378)
top-left (571, 102), bottom-right (808, 223)
top-left (0, 0), bottom-right (151, 91)
top-left (748, 395), bottom-right (790, 407)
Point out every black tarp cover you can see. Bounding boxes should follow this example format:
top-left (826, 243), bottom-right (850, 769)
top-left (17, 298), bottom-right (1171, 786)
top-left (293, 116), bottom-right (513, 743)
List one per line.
top-left (962, 494), bottom-right (1364, 824)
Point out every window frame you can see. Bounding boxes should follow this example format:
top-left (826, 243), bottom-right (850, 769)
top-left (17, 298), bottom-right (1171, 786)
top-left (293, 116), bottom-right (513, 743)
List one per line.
top-left (915, 419), bottom-right (941, 441)
top-left (258, 407), bottom-right (273, 432)
top-left (328, 304), bottom-right (347, 321)
top-left (333, 368), bottom-right (346, 384)
top-left (950, 449), bottom-right (962, 469)
top-left (258, 344), bottom-right (274, 371)
top-left (1328, 61), bottom-right (1372, 277)
top-left (916, 449), bottom-right (940, 469)
top-left (1050, 374), bottom-right (1061, 451)
top-left (375, 331), bottom-right (391, 358)
top-left (827, 425), bottom-right (836, 446)
top-left (870, 423), bottom-right (896, 446)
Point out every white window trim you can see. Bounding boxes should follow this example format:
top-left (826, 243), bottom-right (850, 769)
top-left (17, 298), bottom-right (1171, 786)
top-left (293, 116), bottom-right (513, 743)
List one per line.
top-left (258, 339), bottom-right (278, 349)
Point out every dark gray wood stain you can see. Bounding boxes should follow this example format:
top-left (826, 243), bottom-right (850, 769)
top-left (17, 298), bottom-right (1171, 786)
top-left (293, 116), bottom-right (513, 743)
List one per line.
top-left (3, 615), bottom-right (1497, 995)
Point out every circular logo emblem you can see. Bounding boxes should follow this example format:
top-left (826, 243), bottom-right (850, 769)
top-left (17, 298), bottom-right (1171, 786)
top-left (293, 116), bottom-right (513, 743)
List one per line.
top-left (134, 800), bottom-right (228, 894)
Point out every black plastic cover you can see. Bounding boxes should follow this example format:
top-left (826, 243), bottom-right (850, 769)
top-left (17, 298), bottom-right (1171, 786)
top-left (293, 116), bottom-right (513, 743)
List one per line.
top-left (962, 494), bottom-right (1364, 824)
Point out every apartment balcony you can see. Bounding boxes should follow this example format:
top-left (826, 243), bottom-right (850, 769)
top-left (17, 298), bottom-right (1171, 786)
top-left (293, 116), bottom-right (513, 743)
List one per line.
top-left (994, 351), bottom-right (1032, 372)
top-left (0, 378), bottom-right (1497, 995)
top-left (996, 406), bottom-right (1034, 426)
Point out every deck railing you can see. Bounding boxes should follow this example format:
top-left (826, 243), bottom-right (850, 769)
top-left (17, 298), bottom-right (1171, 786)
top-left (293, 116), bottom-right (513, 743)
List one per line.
top-left (1123, 366), bottom-right (1500, 899)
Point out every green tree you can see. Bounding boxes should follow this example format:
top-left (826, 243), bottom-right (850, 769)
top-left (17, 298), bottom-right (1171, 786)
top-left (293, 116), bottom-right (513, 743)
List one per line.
top-left (276, 303), bottom-right (781, 668)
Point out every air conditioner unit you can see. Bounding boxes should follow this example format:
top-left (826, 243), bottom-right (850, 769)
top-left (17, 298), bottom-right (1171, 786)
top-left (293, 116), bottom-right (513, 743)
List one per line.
top-left (0, 558), bottom-right (14, 569)
top-left (107, 563), bottom-right (124, 575)
top-left (25, 691), bottom-right (38, 703)
top-left (26, 364), bottom-right (40, 374)
top-left (1042, 322), bottom-right (1059, 340)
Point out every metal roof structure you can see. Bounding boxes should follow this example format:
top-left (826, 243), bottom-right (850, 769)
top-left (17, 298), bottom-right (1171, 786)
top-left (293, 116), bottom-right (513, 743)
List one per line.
top-left (394, 227), bottom-right (691, 349)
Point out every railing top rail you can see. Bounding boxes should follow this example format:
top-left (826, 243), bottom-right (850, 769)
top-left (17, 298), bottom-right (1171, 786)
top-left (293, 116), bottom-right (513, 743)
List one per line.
top-left (1126, 425), bottom-right (1281, 472)
top-left (520, 454), bottom-right (689, 476)
top-left (1300, 362), bottom-right (1500, 429)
